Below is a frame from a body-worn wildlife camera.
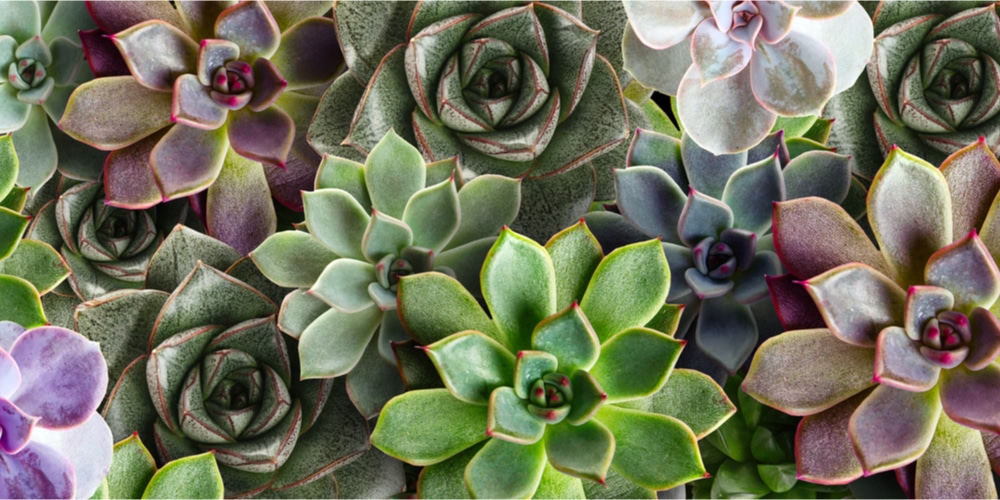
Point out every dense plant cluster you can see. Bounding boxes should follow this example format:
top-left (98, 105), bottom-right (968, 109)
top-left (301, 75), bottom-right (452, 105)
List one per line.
top-left (3, 1), bottom-right (1000, 499)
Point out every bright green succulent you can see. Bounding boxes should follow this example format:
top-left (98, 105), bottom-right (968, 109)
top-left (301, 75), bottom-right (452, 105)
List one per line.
top-left (90, 435), bottom-right (224, 500)
top-left (606, 127), bottom-right (858, 373)
top-left (76, 226), bottom-right (400, 498)
top-left (310, 0), bottom-right (647, 241)
top-left (58, 1), bottom-right (342, 254)
top-left (0, 1), bottom-right (103, 190)
top-left (690, 374), bottom-right (851, 499)
top-left (251, 130), bottom-right (521, 419)
top-left (746, 141), bottom-right (1000, 497)
top-left (371, 223), bottom-right (736, 498)
top-left (0, 134), bottom-right (69, 328)
top-left (826, 2), bottom-right (1000, 180)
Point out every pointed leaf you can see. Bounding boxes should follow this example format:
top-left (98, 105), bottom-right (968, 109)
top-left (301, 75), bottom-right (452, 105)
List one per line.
top-left (365, 129), bottom-right (425, 218)
top-left (641, 368), bottom-right (735, 439)
top-left (215, 1), bottom-right (280, 59)
top-left (590, 327), bottom-right (682, 404)
top-left (805, 264), bottom-right (906, 347)
top-left (545, 220), bottom-right (603, 309)
top-left (302, 188), bottom-right (370, 261)
top-left (0, 275), bottom-right (45, 328)
top-left (107, 434), bottom-right (157, 500)
top-left (580, 239), bottom-right (669, 342)
top-left (677, 190), bottom-right (733, 247)
top-left (925, 232), bottom-right (1000, 311)
top-left (398, 272), bottom-right (500, 345)
top-left (849, 384), bottom-right (940, 475)
top-left (487, 386), bottom-right (545, 445)
top-left (795, 389), bottom-right (867, 485)
top-left (465, 437), bottom-right (546, 499)
top-left (447, 175), bottom-right (520, 249)
top-left (426, 331), bottom-right (515, 405)
top-left (939, 364), bottom-right (1000, 434)
top-left (597, 405), bottom-right (705, 490)
top-left (937, 141), bottom-right (1000, 240)
top-left (914, 412), bottom-right (997, 498)
top-left (371, 388), bottom-right (489, 466)
top-left (145, 226), bottom-right (240, 293)
top-left (142, 452), bottom-right (224, 499)
top-left (531, 303), bottom-right (600, 372)
top-left (403, 178), bottom-right (459, 252)
top-left (615, 166), bottom-right (686, 244)
top-left (362, 210), bottom-right (413, 263)
top-left (251, 231), bottom-right (337, 289)
top-left (297, 303), bottom-right (381, 379)
top-left (743, 328), bottom-right (876, 415)
top-left (112, 20), bottom-right (197, 92)
top-left (310, 259), bottom-right (375, 313)
top-left (59, 76), bottom-right (173, 150)
top-left (545, 419), bottom-right (615, 483)
top-left (0, 239), bottom-right (67, 294)
top-left (874, 326), bottom-right (940, 392)
top-left (783, 151), bottom-right (852, 204)
top-left (483, 229), bottom-right (556, 352)
top-left (271, 17), bottom-right (340, 90)
top-left (512, 350), bottom-right (558, 400)
top-left (151, 123), bottom-right (228, 199)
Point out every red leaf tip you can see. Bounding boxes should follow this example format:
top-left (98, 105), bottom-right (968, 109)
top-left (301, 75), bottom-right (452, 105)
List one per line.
top-left (703, 472), bottom-right (712, 478)
top-left (890, 144), bottom-right (899, 151)
top-left (980, 135), bottom-right (987, 144)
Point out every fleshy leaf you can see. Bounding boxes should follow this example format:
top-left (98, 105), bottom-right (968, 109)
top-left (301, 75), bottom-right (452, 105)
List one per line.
top-left (782, 151), bottom-right (852, 204)
top-left (512, 350), bottom-right (558, 401)
top-left (677, 65), bottom-right (776, 155)
top-left (721, 154), bottom-right (785, 235)
top-left (868, 148), bottom-right (952, 287)
top-left (638, 368), bottom-right (735, 439)
top-left (580, 239), bottom-right (669, 343)
top-left (545, 221), bottom-right (603, 309)
top-left (151, 123), bottom-right (228, 199)
top-left (749, 31), bottom-right (835, 116)
top-left (874, 326), bottom-right (940, 392)
top-left (302, 188), bottom-right (370, 261)
top-left (924, 232), bottom-right (1000, 311)
top-left (678, 190), bottom-right (733, 247)
top-left (297, 303), bottom-right (380, 379)
top-left (106, 434), bottom-right (157, 499)
top-left (914, 412), bottom-right (997, 498)
top-left (310, 259), bottom-right (376, 313)
top-left (59, 76), bottom-right (173, 150)
top-left (398, 272), bottom-right (500, 345)
top-left (849, 384), bottom-right (940, 475)
top-left (939, 364), bottom-right (1000, 434)
top-left (487, 386), bottom-right (545, 445)
top-left (939, 140), bottom-right (1000, 240)
top-left (426, 331), bottom-right (515, 405)
top-left (371, 388), bottom-right (489, 466)
top-left (544, 419), bottom-right (615, 483)
top-left (804, 264), bottom-right (906, 347)
top-left (530, 303), bottom-right (600, 373)
top-left (365, 129), bottom-right (426, 219)
top-left (251, 231), bottom-right (337, 288)
top-left (449, 174), bottom-right (520, 249)
top-left (482, 229), bottom-right (556, 352)
top-left (362, 210), bottom-right (412, 263)
top-left (597, 405), bottom-right (705, 490)
top-left (0, 207), bottom-right (28, 260)
top-left (465, 437), bottom-right (546, 499)
top-left (589, 327), bottom-right (683, 403)
top-left (403, 177), bottom-right (459, 252)
top-left (0, 239), bottom-right (69, 295)
top-left (795, 390), bottom-right (867, 485)
top-left (112, 21), bottom-right (197, 92)
top-left (615, 166), bottom-right (686, 244)
top-left (142, 452), bottom-right (224, 499)
top-left (695, 295), bottom-right (758, 373)
top-left (215, 1), bottom-right (281, 59)
top-left (743, 328), bottom-right (876, 415)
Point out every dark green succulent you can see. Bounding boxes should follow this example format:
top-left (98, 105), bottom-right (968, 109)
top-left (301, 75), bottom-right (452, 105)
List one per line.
top-left (252, 130), bottom-right (521, 419)
top-left (77, 226), bottom-right (402, 498)
top-left (310, 0), bottom-right (646, 241)
top-left (372, 223), bottom-right (736, 498)
top-left (90, 435), bottom-right (224, 499)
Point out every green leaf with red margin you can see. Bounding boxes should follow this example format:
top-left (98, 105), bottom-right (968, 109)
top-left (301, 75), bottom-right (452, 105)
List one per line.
top-left (545, 220), bottom-right (603, 310)
top-left (398, 272), bottom-right (500, 345)
top-left (0, 239), bottom-right (68, 294)
top-left (371, 388), bottom-right (489, 466)
top-left (142, 452), bottom-right (224, 499)
top-left (580, 239), bottom-right (668, 342)
top-left (0, 274), bottom-right (45, 327)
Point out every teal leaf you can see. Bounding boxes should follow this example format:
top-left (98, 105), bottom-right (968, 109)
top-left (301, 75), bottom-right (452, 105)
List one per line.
top-left (403, 178), bottom-right (460, 252)
top-left (314, 155), bottom-right (370, 210)
top-left (365, 129), bottom-right (426, 218)
top-left (362, 210), bottom-right (413, 262)
top-left (302, 188), bottom-right (370, 261)
top-left (721, 154), bottom-right (785, 235)
top-left (449, 175), bottom-right (521, 249)
top-left (251, 231), bottom-right (337, 289)
top-left (298, 303), bottom-right (381, 379)
top-left (310, 258), bottom-right (376, 313)
top-left (677, 190), bottom-right (734, 247)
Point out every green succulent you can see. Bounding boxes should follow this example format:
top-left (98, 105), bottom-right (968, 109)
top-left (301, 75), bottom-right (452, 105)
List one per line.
top-left (251, 129), bottom-right (521, 419)
top-left (0, 1), bottom-right (103, 190)
top-left (690, 374), bottom-right (851, 499)
top-left (0, 134), bottom-right (69, 327)
top-left (77, 226), bottom-right (401, 498)
top-left (371, 223), bottom-right (736, 498)
top-left (605, 126), bottom-right (859, 373)
top-left (310, 0), bottom-right (649, 241)
top-left (90, 434), bottom-right (224, 500)
top-left (58, 1), bottom-right (342, 254)
top-left (746, 142), bottom-right (1000, 497)
top-left (826, 2), bottom-right (1000, 180)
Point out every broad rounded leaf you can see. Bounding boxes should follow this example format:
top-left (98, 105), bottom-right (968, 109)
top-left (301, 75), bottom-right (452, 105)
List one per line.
top-left (849, 384), bottom-right (940, 475)
top-left (298, 303), bottom-right (381, 379)
top-left (465, 437), bottom-right (546, 499)
top-left (426, 331), bottom-right (515, 405)
top-left (589, 327), bottom-right (683, 403)
top-left (251, 231), bottom-right (337, 289)
top-left (544, 419), bottom-right (615, 483)
top-left (112, 20), bottom-right (198, 92)
top-left (142, 452), bottom-right (224, 499)
top-left (749, 31), bottom-right (835, 116)
top-left (59, 76), bottom-right (173, 150)
top-left (371, 388), bottom-right (489, 466)
top-left (677, 65), bottom-right (777, 155)
top-left (804, 264), bottom-right (906, 347)
top-left (302, 189), bottom-right (370, 261)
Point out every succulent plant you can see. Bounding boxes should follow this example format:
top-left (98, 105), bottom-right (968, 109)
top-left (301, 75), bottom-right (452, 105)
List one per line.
top-left (609, 127), bottom-right (856, 373)
top-left (690, 374), bottom-right (851, 499)
top-left (310, 0), bottom-right (641, 241)
top-left (0, 135), bottom-right (70, 328)
top-left (826, 2), bottom-right (1000, 180)
top-left (57, 1), bottom-right (342, 254)
top-left (371, 223), bottom-right (736, 498)
top-left (0, 1), bottom-right (106, 190)
top-left (0, 321), bottom-right (113, 499)
top-left (77, 225), bottom-right (399, 498)
top-left (744, 142), bottom-right (1000, 497)
top-left (251, 130), bottom-right (521, 419)
top-left (91, 434), bottom-right (223, 499)
top-left (621, 0), bottom-right (873, 155)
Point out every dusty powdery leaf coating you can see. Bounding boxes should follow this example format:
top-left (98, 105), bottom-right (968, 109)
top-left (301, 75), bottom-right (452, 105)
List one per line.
top-left (623, 0), bottom-right (873, 154)
top-left (746, 142), bottom-right (1000, 497)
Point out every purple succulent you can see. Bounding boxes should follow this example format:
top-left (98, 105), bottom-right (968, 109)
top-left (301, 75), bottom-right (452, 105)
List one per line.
top-left (622, 1), bottom-right (873, 154)
top-left (746, 141), bottom-right (1000, 496)
top-left (0, 321), bottom-right (112, 499)
top-left (57, 1), bottom-right (341, 254)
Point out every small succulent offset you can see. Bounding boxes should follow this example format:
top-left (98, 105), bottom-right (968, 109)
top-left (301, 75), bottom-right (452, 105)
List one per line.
top-left (826, 2), bottom-right (1000, 180)
top-left (372, 224), bottom-right (736, 498)
top-left (0, 135), bottom-right (70, 328)
top-left (613, 128), bottom-right (855, 372)
top-left (58, 1), bottom-right (341, 254)
top-left (252, 130), bottom-right (521, 419)
top-left (745, 142), bottom-right (1000, 497)
top-left (0, 321), bottom-right (112, 499)
top-left (79, 226), bottom-right (381, 498)
top-left (621, 0), bottom-right (873, 154)
top-left (91, 434), bottom-right (224, 499)
top-left (0, 1), bottom-right (104, 190)
top-left (690, 374), bottom-right (850, 499)
top-left (311, 0), bottom-right (631, 241)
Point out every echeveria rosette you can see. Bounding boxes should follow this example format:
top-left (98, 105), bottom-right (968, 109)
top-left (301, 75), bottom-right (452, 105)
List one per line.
top-left (251, 130), bottom-right (521, 419)
top-left (0, 321), bottom-right (112, 499)
top-left (58, 1), bottom-right (341, 255)
top-left (0, 135), bottom-right (70, 329)
top-left (310, 1), bottom-right (633, 241)
top-left (689, 373), bottom-right (851, 499)
top-left (622, 1), bottom-right (874, 155)
top-left (93, 434), bottom-right (224, 500)
top-left (371, 224), bottom-right (736, 498)
top-left (0, 1), bottom-right (106, 190)
top-left (745, 142), bottom-right (1000, 497)
top-left (79, 226), bottom-right (391, 498)
top-left (826, 2), bottom-right (1000, 180)
top-left (612, 128), bottom-right (854, 373)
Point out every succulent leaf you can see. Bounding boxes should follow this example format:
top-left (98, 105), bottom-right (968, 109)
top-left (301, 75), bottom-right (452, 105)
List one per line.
top-left (848, 384), bottom-right (940, 475)
top-left (371, 389), bottom-right (489, 466)
top-left (426, 331), bottom-right (516, 405)
top-left (589, 327), bottom-right (682, 404)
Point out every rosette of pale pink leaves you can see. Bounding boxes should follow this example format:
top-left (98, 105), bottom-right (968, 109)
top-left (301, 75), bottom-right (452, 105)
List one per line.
top-left (744, 141), bottom-right (1000, 497)
top-left (0, 321), bottom-right (112, 499)
top-left (58, 1), bottom-right (341, 255)
top-left (621, 0), bottom-right (873, 154)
